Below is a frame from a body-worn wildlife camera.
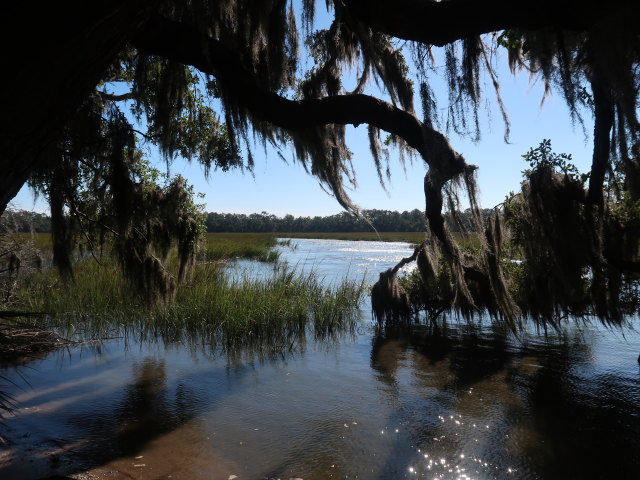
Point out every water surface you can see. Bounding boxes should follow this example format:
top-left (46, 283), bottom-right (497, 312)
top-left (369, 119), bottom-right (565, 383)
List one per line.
top-left (1, 238), bottom-right (639, 479)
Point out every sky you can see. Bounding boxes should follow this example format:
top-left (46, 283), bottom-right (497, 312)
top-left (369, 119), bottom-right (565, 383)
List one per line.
top-left (11, 8), bottom-right (595, 218)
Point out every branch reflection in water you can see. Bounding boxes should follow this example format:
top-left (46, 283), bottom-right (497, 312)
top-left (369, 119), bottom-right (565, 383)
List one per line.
top-left (0, 238), bottom-right (638, 480)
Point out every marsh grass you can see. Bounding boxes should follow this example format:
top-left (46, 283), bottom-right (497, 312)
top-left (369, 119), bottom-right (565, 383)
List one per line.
top-left (280, 231), bottom-right (427, 243)
top-left (202, 233), bottom-right (285, 262)
top-left (451, 231), bottom-right (482, 252)
top-left (10, 233), bottom-right (52, 252)
top-left (15, 258), bottom-right (366, 353)
top-left (10, 233), bottom-right (283, 262)
top-left (14, 231), bottom-right (477, 250)
top-left (15, 232), bottom-right (436, 255)
top-left (278, 232), bottom-right (480, 249)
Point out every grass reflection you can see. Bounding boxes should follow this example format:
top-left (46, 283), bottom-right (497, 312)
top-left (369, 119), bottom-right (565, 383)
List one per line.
top-left (14, 259), bottom-right (366, 356)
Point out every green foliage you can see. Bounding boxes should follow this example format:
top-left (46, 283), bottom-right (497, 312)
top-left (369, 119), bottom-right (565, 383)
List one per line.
top-left (496, 30), bottom-right (524, 52)
top-left (398, 263), bottom-right (452, 320)
top-left (24, 90), bottom-right (211, 303)
top-left (204, 209), bottom-right (492, 234)
top-left (202, 233), bottom-right (283, 262)
top-left (609, 191), bottom-right (640, 227)
top-left (127, 54), bottom-right (242, 172)
top-left (8, 1), bottom-right (640, 329)
top-left (21, 39), bottom-right (252, 303)
top-left (501, 141), bottom-right (640, 323)
top-left (395, 139), bottom-right (640, 326)
top-left (0, 210), bottom-right (51, 233)
top-left (15, 258), bottom-right (366, 352)
top-left (521, 139), bottom-right (579, 176)
top-left (206, 209), bottom-right (427, 233)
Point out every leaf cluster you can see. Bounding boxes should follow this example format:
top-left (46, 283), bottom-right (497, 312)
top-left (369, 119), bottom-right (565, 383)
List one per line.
top-left (521, 139), bottom-right (580, 176)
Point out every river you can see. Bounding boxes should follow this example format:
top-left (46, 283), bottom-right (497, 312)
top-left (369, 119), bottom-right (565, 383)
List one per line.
top-left (1, 238), bottom-right (639, 479)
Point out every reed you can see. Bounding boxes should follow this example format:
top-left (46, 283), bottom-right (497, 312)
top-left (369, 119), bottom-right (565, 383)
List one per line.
top-left (15, 259), bottom-right (366, 352)
top-left (10, 232), bottom-right (52, 251)
top-left (10, 233), bottom-right (284, 262)
top-left (202, 233), bottom-right (285, 262)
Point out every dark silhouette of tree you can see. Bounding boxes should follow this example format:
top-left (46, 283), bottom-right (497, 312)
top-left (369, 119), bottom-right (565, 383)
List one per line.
top-left (1, 1), bottom-right (639, 322)
top-left (203, 208), bottom-right (480, 233)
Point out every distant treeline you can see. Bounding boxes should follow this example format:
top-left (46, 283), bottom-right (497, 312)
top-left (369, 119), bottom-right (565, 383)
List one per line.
top-left (206, 209), bottom-right (493, 233)
top-left (0, 208), bottom-right (493, 234)
top-left (0, 209), bottom-right (51, 233)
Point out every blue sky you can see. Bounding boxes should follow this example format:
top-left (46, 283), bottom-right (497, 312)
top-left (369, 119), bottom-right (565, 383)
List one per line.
top-left (12, 13), bottom-right (594, 217)
top-left (190, 64), bottom-right (593, 216)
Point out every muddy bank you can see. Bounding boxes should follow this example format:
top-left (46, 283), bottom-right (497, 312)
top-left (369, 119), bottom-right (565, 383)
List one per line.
top-left (1, 414), bottom-right (241, 480)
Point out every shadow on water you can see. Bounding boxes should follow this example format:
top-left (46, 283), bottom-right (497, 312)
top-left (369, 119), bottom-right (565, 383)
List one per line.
top-left (0, 339), bottom-right (311, 480)
top-left (1, 317), bottom-right (639, 480)
top-left (68, 357), bottom-right (196, 462)
top-left (2, 226), bottom-right (639, 480)
top-left (369, 320), bottom-right (640, 479)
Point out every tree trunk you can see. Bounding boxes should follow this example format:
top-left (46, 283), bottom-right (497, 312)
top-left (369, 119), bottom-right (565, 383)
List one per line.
top-left (587, 73), bottom-right (614, 206)
top-left (0, 2), bottom-right (155, 216)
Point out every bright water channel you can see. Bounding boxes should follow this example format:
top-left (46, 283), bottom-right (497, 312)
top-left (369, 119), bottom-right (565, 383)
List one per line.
top-left (1, 238), bottom-right (640, 479)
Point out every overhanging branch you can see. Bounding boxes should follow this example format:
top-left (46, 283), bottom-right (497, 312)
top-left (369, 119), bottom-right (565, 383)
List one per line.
top-left (132, 16), bottom-right (469, 179)
top-left (133, 17), bottom-right (428, 150)
top-left (342, 0), bottom-right (640, 46)
top-left (97, 90), bottom-right (134, 102)
top-left (131, 15), bottom-right (474, 243)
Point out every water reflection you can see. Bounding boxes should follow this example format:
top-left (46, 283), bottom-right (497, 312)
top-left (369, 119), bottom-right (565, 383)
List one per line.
top-left (2, 318), bottom-right (639, 480)
top-left (1, 238), bottom-right (639, 479)
top-left (0, 353), bottom-right (214, 478)
top-left (273, 238), bottom-right (417, 284)
top-left (75, 359), bottom-right (183, 456)
top-left (369, 321), bottom-right (640, 479)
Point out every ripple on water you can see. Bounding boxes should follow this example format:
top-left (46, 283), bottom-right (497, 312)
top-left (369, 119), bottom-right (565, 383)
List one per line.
top-left (1, 239), bottom-right (640, 479)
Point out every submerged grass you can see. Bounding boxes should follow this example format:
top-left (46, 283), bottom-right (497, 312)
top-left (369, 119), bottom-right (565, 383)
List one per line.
top-left (15, 258), bottom-right (366, 353)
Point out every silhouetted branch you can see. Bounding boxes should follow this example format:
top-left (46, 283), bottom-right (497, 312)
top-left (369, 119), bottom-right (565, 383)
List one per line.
top-left (342, 0), bottom-right (640, 46)
top-left (133, 16), bottom-right (463, 169)
top-left (391, 241), bottom-right (426, 275)
top-left (97, 90), bottom-right (134, 102)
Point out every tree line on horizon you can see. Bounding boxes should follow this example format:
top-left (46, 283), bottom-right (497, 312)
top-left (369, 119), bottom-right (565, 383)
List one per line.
top-left (0, 209), bottom-right (52, 234)
top-left (205, 209), bottom-right (492, 233)
top-left (1, 208), bottom-right (492, 235)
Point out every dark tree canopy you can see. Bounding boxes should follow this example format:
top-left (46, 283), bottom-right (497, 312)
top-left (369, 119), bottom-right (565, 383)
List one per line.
top-left (1, 1), bottom-right (640, 323)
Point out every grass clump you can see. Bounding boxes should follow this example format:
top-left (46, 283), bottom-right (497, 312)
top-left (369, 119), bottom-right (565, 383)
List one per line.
top-left (10, 232), bottom-right (52, 251)
top-left (14, 259), bottom-right (366, 353)
top-left (202, 233), bottom-right (285, 262)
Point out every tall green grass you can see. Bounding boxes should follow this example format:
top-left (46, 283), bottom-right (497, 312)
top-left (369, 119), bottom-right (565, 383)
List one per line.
top-left (16, 259), bottom-right (366, 353)
top-left (15, 231), bottom-right (477, 251)
top-left (10, 232), bottom-right (52, 251)
top-left (202, 233), bottom-right (287, 262)
top-left (9, 233), bottom-right (285, 262)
